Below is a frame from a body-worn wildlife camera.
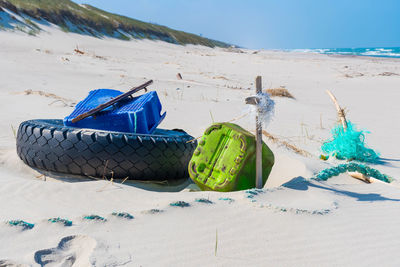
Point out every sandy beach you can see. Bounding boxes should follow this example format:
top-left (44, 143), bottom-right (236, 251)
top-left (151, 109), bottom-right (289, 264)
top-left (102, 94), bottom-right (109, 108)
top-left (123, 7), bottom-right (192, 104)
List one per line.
top-left (1, 27), bottom-right (400, 266)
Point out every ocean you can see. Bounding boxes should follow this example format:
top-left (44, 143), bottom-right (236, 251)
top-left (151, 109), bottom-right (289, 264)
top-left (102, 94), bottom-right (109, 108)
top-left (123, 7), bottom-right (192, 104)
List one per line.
top-left (290, 47), bottom-right (400, 58)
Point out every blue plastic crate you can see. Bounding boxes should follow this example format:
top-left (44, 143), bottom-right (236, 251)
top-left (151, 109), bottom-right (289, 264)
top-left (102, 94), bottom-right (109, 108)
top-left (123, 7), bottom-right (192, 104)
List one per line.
top-left (64, 89), bottom-right (166, 134)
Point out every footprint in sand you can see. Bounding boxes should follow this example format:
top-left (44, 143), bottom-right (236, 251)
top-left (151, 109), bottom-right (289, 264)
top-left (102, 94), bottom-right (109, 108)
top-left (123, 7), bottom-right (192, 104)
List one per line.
top-left (34, 235), bottom-right (96, 267)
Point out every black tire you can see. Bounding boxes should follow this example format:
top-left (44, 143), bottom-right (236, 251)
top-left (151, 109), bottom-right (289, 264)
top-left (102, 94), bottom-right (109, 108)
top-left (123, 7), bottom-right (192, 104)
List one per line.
top-left (16, 119), bottom-right (197, 180)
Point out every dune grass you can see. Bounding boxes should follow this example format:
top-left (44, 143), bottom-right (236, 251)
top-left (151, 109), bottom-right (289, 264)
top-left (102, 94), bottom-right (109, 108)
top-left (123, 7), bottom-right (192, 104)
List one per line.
top-left (0, 0), bottom-right (230, 47)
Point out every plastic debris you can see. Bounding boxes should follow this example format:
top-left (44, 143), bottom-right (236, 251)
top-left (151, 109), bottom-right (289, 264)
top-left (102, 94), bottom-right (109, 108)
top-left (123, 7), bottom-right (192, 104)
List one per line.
top-left (64, 89), bottom-right (166, 134)
top-left (247, 92), bottom-right (275, 127)
top-left (8, 220), bottom-right (34, 230)
top-left (255, 92), bottom-right (275, 127)
top-left (189, 123), bottom-right (274, 192)
top-left (321, 121), bottom-right (379, 162)
top-left (48, 218), bottom-right (72, 227)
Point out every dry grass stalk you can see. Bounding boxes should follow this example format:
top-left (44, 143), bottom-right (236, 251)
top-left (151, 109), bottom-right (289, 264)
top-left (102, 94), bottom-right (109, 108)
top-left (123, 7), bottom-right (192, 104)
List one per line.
top-left (74, 46), bottom-right (106, 60)
top-left (262, 130), bottom-right (312, 157)
top-left (120, 177), bottom-right (129, 185)
top-left (74, 46), bottom-right (85, 55)
top-left (212, 76), bottom-right (228, 80)
top-left (379, 72), bottom-right (399, 76)
top-left (186, 112), bottom-right (250, 143)
top-left (96, 178), bottom-right (114, 192)
top-left (209, 110), bottom-right (215, 123)
top-left (49, 99), bottom-right (72, 107)
top-left (102, 160), bottom-right (109, 180)
top-left (265, 87), bottom-right (295, 99)
top-left (227, 112), bottom-right (250, 123)
top-left (187, 135), bottom-right (202, 144)
top-left (36, 174), bottom-right (47, 181)
top-left (21, 89), bottom-right (76, 107)
top-left (11, 125), bottom-right (17, 139)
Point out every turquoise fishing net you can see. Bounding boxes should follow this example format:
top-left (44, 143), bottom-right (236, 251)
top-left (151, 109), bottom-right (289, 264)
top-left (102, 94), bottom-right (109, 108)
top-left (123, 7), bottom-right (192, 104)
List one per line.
top-left (321, 121), bottom-right (379, 163)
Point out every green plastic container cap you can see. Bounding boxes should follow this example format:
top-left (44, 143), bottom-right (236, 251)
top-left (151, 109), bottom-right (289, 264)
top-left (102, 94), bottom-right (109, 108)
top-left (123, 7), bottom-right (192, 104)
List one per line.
top-left (189, 123), bottom-right (274, 192)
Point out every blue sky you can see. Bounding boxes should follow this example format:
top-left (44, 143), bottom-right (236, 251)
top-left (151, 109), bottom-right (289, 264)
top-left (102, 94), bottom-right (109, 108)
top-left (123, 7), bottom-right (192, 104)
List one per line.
top-left (72, 0), bottom-right (400, 49)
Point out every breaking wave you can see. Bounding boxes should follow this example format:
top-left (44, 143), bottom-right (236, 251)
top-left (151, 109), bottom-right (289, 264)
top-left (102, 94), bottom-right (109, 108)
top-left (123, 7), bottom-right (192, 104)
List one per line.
top-left (288, 47), bottom-right (400, 58)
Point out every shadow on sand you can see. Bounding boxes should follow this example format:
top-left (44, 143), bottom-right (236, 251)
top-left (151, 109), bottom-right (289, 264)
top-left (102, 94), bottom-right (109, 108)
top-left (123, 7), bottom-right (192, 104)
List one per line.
top-left (282, 176), bottom-right (400, 202)
top-left (34, 168), bottom-right (192, 193)
top-left (374, 157), bottom-right (400, 168)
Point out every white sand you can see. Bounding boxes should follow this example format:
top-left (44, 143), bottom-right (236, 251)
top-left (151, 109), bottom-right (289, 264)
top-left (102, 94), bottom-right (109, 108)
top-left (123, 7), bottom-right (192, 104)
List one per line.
top-left (0, 27), bottom-right (400, 266)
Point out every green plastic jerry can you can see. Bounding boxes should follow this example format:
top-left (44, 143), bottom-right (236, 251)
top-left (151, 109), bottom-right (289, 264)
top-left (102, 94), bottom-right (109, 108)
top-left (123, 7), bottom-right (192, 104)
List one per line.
top-left (188, 123), bottom-right (274, 192)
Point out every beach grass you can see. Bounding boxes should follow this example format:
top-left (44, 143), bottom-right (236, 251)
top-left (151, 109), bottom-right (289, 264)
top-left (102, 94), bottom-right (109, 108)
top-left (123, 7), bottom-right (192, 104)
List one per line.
top-left (1, 0), bottom-right (230, 47)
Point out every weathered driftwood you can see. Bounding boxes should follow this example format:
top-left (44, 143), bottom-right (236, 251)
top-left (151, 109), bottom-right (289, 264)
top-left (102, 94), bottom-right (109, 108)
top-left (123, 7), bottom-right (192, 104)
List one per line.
top-left (71, 80), bottom-right (152, 123)
top-left (347, 172), bottom-right (373, 183)
top-left (326, 90), bottom-right (348, 131)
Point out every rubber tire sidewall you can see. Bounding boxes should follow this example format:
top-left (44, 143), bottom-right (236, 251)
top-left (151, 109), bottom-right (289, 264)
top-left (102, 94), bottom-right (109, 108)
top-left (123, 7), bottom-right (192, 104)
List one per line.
top-left (16, 119), bottom-right (197, 180)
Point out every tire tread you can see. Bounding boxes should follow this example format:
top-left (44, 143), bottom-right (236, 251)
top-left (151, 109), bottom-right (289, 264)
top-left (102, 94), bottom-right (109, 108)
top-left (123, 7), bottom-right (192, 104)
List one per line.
top-left (16, 120), bottom-right (196, 180)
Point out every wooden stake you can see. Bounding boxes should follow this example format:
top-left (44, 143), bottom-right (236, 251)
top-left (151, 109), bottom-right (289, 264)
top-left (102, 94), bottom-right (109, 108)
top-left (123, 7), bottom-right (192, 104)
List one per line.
top-left (255, 76), bottom-right (263, 189)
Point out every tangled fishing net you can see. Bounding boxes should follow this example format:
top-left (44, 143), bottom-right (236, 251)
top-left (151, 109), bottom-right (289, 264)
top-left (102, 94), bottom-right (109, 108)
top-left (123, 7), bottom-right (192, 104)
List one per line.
top-left (321, 121), bottom-right (379, 163)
